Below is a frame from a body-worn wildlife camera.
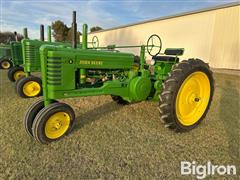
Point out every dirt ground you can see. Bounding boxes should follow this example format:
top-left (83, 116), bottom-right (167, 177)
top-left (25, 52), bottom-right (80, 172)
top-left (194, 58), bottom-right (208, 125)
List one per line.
top-left (0, 70), bottom-right (239, 179)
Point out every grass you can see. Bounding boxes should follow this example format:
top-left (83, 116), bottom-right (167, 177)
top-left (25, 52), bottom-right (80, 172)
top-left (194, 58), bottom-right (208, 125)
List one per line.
top-left (0, 70), bottom-right (239, 179)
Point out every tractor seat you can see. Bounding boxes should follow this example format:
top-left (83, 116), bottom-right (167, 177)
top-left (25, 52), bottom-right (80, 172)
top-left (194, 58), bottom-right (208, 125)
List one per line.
top-left (152, 56), bottom-right (179, 62)
top-left (164, 48), bottom-right (184, 56)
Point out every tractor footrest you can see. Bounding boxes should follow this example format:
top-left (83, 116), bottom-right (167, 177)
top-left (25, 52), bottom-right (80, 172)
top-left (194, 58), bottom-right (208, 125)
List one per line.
top-left (152, 56), bottom-right (179, 62)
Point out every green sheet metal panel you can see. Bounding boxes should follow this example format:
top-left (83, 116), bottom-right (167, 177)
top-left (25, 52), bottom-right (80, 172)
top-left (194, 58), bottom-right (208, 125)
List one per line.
top-left (10, 42), bottom-right (23, 66)
top-left (22, 39), bottom-right (81, 73)
top-left (40, 45), bottom-right (134, 101)
top-left (0, 44), bottom-right (12, 59)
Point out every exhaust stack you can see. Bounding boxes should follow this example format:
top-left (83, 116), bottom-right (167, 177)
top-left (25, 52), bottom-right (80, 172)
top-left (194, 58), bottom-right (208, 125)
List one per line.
top-left (72, 11), bottom-right (77, 48)
top-left (23, 28), bottom-right (28, 39)
top-left (14, 32), bottom-right (18, 41)
top-left (40, 24), bottom-right (44, 41)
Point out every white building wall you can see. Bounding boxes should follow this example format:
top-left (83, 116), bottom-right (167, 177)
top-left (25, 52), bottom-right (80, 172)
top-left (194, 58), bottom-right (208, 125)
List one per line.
top-left (88, 5), bottom-right (240, 69)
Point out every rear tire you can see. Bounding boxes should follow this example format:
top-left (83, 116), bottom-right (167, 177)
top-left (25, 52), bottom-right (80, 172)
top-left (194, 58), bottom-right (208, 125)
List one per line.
top-left (0, 58), bottom-right (13, 69)
top-left (159, 59), bottom-right (214, 131)
top-left (7, 66), bottom-right (24, 82)
top-left (16, 76), bottom-right (42, 98)
top-left (32, 102), bottom-right (75, 144)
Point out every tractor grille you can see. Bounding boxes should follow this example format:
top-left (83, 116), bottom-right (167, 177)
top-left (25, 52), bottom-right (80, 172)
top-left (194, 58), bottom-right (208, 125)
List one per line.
top-left (12, 44), bottom-right (23, 64)
top-left (24, 44), bottom-right (40, 70)
top-left (5, 49), bottom-right (11, 57)
top-left (46, 57), bottom-right (62, 86)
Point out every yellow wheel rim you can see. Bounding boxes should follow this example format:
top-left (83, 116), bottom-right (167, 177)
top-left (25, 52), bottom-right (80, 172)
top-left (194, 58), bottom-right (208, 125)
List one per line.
top-left (45, 112), bottom-right (70, 139)
top-left (176, 71), bottom-right (211, 126)
top-left (13, 70), bottom-right (24, 81)
top-left (1, 61), bottom-right (10, 69)
top-left (23, 81), bottom-right (41, 97)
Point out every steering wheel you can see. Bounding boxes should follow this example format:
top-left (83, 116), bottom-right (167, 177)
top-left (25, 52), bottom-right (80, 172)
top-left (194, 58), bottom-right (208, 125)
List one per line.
top-left (92, 36), bottom-right (99, 48)
top-left (146, 34), bottom-right (162, 56)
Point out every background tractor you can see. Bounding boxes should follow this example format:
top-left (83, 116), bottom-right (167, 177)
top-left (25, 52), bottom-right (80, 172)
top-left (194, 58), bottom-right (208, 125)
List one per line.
top-left (15, 16), bottom-right (98, 99)
top-left (0, 44), bottom-right (12, 69)
top-left (24, 11), bottom-right (214, 144)
top-left (14, 24), bottom-right (55, 98)
top-left (7, 30), bottom-right (28, 82)
top-left (0, 31), bottom-right (24, 71)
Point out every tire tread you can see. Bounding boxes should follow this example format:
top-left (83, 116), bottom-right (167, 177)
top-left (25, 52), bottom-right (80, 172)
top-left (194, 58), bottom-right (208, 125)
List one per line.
top-left (159, 58), bottom-right (214, 132)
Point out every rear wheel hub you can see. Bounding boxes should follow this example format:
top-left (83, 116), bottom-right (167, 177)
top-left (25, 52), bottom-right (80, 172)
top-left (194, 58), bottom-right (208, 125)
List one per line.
top-left (176, 71), bottom-right (211, 126)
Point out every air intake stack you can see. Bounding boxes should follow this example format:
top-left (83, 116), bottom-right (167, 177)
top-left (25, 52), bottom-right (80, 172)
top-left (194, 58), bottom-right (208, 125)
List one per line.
top-left (82, 24), bottom-right (88, 49)
top-left (48, 26), bottom-right (52, 42)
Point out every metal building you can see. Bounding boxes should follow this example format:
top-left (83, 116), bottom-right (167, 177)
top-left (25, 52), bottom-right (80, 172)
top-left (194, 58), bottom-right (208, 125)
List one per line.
top-left (89, 2), bottom-right (240, 70)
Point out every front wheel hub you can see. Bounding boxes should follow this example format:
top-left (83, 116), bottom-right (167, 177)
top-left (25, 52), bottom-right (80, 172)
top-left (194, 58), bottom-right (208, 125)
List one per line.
top-left (54, 121), bottom-right (61, 130)
top-left (45, 112), bottom-right (71, 139)
top-left (1, 61), bottom-right (11, 69)
top-left (23, 81), bottom-right (41, 97)
top-left (14, 70), bottom-right (25, 81)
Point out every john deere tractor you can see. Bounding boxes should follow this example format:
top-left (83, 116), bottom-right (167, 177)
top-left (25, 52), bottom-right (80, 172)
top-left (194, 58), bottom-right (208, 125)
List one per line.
top-left (14, 25), bottom-right (55, 98)
top-left (15, 18), bottom-right (98, 98)
top-left (24, 11), bottom-right (214, 144)
top-left (7, 30), bottom-right (28, 82)
top-left (0, 44), bottom-right (12, 69)
top-left (0, 31), bottom-right (24, 71)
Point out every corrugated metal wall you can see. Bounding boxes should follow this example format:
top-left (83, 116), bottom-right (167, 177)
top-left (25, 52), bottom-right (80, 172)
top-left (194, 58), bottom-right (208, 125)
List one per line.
top-left (88, 5), bottom-right (240, 69)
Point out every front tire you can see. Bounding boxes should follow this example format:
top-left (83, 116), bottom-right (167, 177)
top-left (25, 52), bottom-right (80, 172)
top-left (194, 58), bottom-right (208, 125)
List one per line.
top-left (32, 102), bottom-right (75, 144)
top-left (159, 59), bottom-right (214, 131)
top-left (24, 99), bottom-right (45, 138)
top-left (16, 76), bottom-right (42, 98)
top-left (0, 58), bottom-right (13, 69)
top-left (7, 66), bottom-right (24, 82)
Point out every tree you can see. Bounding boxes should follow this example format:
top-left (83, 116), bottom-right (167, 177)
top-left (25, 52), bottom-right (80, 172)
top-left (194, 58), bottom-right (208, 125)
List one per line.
top-left (51, 20), bottom-right (69, 42)
top-left (0, 32), bottom-right (23, 44)
top-left (67, 27), bottom-right (82, 42)
top-left (90, 26), bottom-right (103, 33)
top-left (52, 20), bottom-right (82, 42)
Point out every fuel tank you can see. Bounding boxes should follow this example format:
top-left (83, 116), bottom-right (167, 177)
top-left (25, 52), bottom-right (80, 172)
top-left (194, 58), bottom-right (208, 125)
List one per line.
top-left (47, 47), bottom-right (135, 70)
top-left (76, 49), bottom-right (135, 69)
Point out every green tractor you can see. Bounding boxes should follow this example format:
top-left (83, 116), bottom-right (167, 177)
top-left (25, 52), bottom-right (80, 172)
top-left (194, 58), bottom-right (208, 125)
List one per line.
top-left (14, 24), bottom-right (54, 98)
top-left (15, 19), bottom-right (98, 98)
top-left (1, 31), bottom-right (28, 72)
top-left (0, 43), bottom-right (12, 69)
top-left (0, 32), bottom-right (23, 71)
top-left (7, 30), bottom-right (28, 82)
top-left (24, 12), bottom-right (214, 144)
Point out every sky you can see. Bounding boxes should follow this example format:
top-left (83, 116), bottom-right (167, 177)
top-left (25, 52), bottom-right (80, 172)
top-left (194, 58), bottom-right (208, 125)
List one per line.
top-left (1, 0), bottom-right (238, 39)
